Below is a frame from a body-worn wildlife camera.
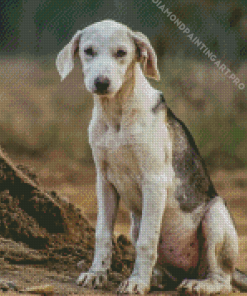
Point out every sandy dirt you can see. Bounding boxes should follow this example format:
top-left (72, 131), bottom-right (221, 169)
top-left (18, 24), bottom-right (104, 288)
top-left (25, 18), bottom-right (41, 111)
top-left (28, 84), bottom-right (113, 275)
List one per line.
top-left (0, 152), bottom-right (247, 295)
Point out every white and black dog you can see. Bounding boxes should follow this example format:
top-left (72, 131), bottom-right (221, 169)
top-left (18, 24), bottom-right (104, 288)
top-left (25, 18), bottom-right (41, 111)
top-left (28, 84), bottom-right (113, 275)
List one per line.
top-left (56, 20), bottom-right (247, 294)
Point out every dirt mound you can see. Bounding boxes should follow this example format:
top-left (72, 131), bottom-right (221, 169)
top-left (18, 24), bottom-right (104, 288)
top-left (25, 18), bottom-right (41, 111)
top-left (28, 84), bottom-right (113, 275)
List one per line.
top-left (0, 148), bottom-right (135, 293)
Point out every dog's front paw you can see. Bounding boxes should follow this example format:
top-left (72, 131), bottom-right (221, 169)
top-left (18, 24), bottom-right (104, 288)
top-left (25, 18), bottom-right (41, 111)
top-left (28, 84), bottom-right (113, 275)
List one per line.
top-left (76, 271), bottom-right (108, 289)
top-left (177, 278), bottom-right (232, 295)
top-left (117, 276), bottom-right (150, 294)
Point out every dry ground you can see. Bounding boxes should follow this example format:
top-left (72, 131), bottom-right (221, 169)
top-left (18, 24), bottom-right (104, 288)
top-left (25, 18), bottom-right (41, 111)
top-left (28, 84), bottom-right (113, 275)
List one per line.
top-left (0, 153), bottom-right (244, 295)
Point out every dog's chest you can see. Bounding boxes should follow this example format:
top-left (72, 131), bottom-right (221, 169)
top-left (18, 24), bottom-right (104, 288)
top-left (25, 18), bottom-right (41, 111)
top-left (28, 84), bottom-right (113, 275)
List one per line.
top-left (98, 128), bottom-right (143, 210)
top-left (93, 114), bottom-right (172, 211)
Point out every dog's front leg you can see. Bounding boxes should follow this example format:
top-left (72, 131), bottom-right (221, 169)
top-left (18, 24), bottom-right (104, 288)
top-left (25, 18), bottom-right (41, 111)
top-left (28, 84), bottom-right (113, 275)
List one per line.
top-left (118, 176), bottom-right (167, 294)
top-left (77, 169), bottom-right (119, 288)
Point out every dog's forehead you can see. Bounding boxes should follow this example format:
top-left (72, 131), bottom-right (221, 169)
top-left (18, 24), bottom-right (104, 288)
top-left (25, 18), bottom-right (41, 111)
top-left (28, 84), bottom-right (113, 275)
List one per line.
top-left (80, 21), bottom-right (134, 48)
top-left (85, 20), bottom-right (128, 35)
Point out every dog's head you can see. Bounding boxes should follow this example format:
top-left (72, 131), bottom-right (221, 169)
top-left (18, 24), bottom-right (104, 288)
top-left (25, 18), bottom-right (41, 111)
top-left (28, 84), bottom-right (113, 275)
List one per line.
top-left (56, 20), bottom-right (160, 97)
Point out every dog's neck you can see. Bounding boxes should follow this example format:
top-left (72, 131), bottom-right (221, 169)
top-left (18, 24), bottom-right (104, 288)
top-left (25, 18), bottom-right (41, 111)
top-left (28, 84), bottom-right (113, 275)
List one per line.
top-left (94, 62), bottom-right (156, 131)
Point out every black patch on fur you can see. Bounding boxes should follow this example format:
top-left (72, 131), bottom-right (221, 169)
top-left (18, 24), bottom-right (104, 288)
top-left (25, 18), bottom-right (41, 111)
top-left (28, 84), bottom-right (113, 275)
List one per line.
top-left (153, 93), bottom-right (217, 213)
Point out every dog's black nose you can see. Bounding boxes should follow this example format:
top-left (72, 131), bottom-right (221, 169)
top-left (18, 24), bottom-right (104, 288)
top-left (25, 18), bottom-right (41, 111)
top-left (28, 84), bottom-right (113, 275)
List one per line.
top-left (94, 76), bottom-right (110, 94)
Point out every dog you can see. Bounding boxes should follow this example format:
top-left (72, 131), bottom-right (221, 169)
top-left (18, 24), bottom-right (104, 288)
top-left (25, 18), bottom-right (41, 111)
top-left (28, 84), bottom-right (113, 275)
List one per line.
top-left (56, 20), bottom-right (247, 294)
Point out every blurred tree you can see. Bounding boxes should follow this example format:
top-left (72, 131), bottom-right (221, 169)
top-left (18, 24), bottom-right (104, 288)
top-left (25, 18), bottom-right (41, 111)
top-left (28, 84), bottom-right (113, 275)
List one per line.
top-left (0, 1), bottom-right (22, 53)
top-left (0, 0), bottom-right (245, 60)
top-left (19, 0), bottom-right (40, 53)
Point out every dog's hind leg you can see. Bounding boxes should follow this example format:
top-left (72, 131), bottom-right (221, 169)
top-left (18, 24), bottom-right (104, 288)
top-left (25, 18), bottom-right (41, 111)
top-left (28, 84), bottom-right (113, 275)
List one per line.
top-left (178, 196), bottom-right (238, 294)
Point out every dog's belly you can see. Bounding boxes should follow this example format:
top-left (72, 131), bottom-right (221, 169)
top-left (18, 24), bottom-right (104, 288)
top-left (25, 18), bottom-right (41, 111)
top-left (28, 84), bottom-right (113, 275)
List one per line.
top-left (158, 224), bottom-right (199, 271)
top-left (157, 205), bottom-right (200, 271)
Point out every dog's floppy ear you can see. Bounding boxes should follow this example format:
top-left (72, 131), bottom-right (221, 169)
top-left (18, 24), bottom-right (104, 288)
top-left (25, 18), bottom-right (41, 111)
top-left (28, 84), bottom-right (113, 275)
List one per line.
top-left (129, 31), bottom-right (160, 81)
top-left (56, 30), bottom-right (82, 81)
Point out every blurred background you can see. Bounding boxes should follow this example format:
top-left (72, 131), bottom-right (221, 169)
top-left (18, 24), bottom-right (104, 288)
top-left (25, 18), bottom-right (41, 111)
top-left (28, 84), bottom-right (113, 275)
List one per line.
top-left (1, 0), bottom-right (247, 271)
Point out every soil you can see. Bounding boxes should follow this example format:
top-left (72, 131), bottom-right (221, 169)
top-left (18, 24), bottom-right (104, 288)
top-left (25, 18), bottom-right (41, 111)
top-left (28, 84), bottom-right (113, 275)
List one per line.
top-left (0, 149), bottom-right (136, 295)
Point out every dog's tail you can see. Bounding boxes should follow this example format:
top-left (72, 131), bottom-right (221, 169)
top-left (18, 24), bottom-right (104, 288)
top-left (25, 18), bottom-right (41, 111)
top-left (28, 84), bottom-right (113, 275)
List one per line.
top-left (232, 269), bottom-right (247, 291)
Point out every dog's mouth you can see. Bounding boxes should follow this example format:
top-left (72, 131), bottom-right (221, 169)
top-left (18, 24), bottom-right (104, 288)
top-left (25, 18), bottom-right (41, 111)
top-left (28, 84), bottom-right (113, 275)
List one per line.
top-left (93, 88), bottom-right (118, 98)
top-left (94, 89), bottom-right (109, 95)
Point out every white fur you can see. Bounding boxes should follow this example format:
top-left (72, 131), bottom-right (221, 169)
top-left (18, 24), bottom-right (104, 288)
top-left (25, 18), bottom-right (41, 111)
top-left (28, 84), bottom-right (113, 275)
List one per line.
top-left (56, 20), bottom-right (239, 295)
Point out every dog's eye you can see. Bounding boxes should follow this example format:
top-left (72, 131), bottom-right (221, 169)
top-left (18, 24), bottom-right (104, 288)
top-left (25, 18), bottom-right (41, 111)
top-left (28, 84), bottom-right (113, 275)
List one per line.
top-left (116, 49), bottom-right (127, 58)
top-left (84, 47), bottom-right (95, 56)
